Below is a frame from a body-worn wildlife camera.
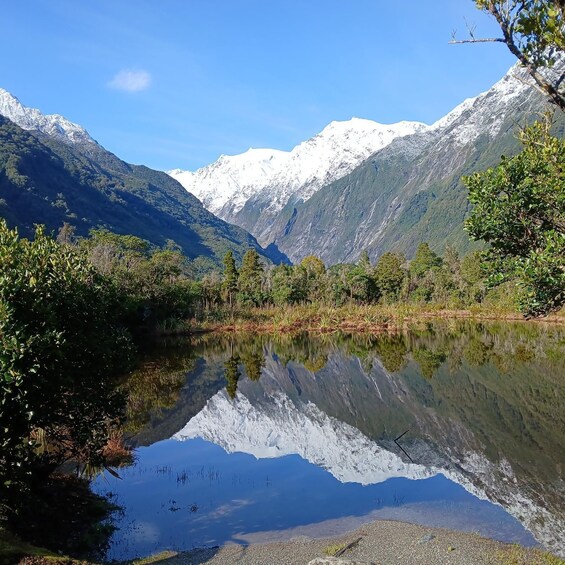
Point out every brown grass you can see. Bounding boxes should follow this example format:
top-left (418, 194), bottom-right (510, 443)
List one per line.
top-left (190, 303), bottom-right (565, 335)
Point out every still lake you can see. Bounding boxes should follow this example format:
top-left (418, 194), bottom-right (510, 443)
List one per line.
top-left (92, 321), bottom-right (565, 560)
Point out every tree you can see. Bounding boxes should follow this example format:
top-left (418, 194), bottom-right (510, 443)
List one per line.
top-left (464, 118), bottom-right (565, 316)
top-left (346, 251), bottom-right (378, 303)
top-left (221, 250), bottom-right (238, 307)
top-left (81, 230), bottom-right (198, 324)
top-left (374, 252), bottom-right (406, 302)
top-left (270, 264), bottom-right (307, 305)
top-left (299, 255), bottom-right (327, 302)
top-left (241, 349), bottom-right (265, 381)
top-left (237, 249), bottom-right (265, 306)
top-left (374, 335), bottom-right (408, 373)
top-left (452, 1), bottom-right (565, 109)
top-left (410, 243), bottom-right (443, 278)
top-left (0, 222), bottom-right (133, 511)
top-left (224, 354), bottom-right (241, 399)
top-left (461, 250), bottom-right (487, 303)
top-left (300, 255), bottom-right (326, 277)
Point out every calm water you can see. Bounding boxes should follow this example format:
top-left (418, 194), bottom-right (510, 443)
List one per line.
top-left (93, 322), bottom-right (565, 560)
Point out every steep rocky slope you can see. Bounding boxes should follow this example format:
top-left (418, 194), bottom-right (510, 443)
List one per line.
top-left (171, 64), bottom-right (563, 264)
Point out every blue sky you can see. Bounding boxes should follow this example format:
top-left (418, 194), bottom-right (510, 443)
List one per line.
top-left (2, 1), bottom-right (515, 171)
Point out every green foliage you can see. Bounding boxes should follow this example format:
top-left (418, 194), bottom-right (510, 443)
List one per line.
top-left (0, 221), bottom-right (134, 513)
top-left (237, 249), bottom-right (265, 306)
top-left (241, 349), bottom-right (265, 381)
top-left (410, 243), bottom-right (443, 277)
top-left (193, 245), bottom-right (535, 313)
top-left (460, 250), bottom-right (486, 303)
top-left (270, 264), bottom-right (307, 305)
top-left (299, 255), bottom-right (327, 302)
top-left (411, 347), bottom-right (447, 379)
top-left (465, 118), bottom-right (565, 316)
top-left (344, 251), bottom-right (378, 303)
top-left (374, 334), bottom-right (409, 373)
top-left (80, 229), bottom-right (199, 326)
top-left (374, 252), bottom-right (406, 302)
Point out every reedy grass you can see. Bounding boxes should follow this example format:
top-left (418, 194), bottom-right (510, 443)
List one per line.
top-left (497, 544), bottom-right (565, 564)
top-left (189, 302), bottom-right (565, 335)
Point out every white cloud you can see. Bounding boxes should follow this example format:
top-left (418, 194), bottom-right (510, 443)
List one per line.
top-left (108, 69), bottom-right (151, 92)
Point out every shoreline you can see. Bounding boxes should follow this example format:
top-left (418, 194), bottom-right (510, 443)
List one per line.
top-left (158, 306), bottom-right (565, 336)
top-left (143, 518), bottom-right (564, 565)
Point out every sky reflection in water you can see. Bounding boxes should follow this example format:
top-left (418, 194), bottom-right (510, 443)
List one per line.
top-left (96, 438), bottom-right (535, 561)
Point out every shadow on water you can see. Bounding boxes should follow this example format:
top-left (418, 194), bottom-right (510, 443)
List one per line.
top-left (96, 320), bottom-right (565, 560)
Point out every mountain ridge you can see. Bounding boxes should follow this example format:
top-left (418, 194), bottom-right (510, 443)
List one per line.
top-left (168, 117), bottom-right (428, 244)
top-left (168, 64), bottom-right (561, 263)
top-left (0, 94), bottom-right (287, 268)
top-left (0, 88), bottom-right (96, 147)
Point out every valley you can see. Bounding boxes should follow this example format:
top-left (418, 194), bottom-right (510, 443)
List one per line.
top-left (1, 3), bottom-right (564, 564)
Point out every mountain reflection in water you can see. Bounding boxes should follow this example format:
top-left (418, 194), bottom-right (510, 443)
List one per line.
top-left (94, 322), bottom-right (565, 560)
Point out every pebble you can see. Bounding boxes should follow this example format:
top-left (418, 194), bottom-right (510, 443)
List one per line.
top-left (418, 533), bottom-right (436, 544)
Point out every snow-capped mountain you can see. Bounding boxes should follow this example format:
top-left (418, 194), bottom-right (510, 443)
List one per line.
top-left (0, 88), bottom-right (96, 146)
top-left (267, 64), bottom-right (553, 263)
top-left (169, 147), bottom-right (288, 219)
top-left (169, 63), bottom-right (552, 262)
top-left (169, 118), bottom-right (427, 241)
top-left (0, 88), bottom-right (285, 266)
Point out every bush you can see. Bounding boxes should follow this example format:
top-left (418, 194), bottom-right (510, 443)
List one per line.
top-left (0, 221), bottom-right (134, 514)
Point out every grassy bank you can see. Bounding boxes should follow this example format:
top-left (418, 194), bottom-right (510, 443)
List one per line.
top-left (180, 303), bottom-right (565, 335)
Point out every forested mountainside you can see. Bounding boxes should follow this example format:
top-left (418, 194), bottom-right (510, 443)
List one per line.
top-left (0, 92), bottom-right (287, 269)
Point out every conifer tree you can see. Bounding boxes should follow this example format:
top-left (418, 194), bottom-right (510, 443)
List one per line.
top-left (237, 249), bottom-right (264, 306)
top-left (222, 250), bottom-right (238, 307)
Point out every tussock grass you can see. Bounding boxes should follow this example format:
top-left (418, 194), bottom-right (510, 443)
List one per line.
top-left (189, 303), bottom-right (564, 335)
top-left (323, 542), bottom-right (348, 556)
top-left (497, 544), bottom-right (565, 564)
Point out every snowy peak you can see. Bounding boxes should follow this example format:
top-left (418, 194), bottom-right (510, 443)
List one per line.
top-left (278, 117), bottom-right (429, 202)
top-left (429, 63), bottom-right (532, 144)
top-left (169, 147), bottom-right (290, 215)
top-left (168, 117), bottom-right (427, 218)
top-left (0, 88), bottom-right (95, 146)
top-left (168, 61), bottom-right (547, 256)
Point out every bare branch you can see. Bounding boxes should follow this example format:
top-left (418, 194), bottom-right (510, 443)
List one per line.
top-left (452, 1), bottom-right (565, 110)
top-left (463, 16), bottom-right (478, 40)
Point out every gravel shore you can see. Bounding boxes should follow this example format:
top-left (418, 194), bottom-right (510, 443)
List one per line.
top-left (155, 519), bottom-right (556, 565)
